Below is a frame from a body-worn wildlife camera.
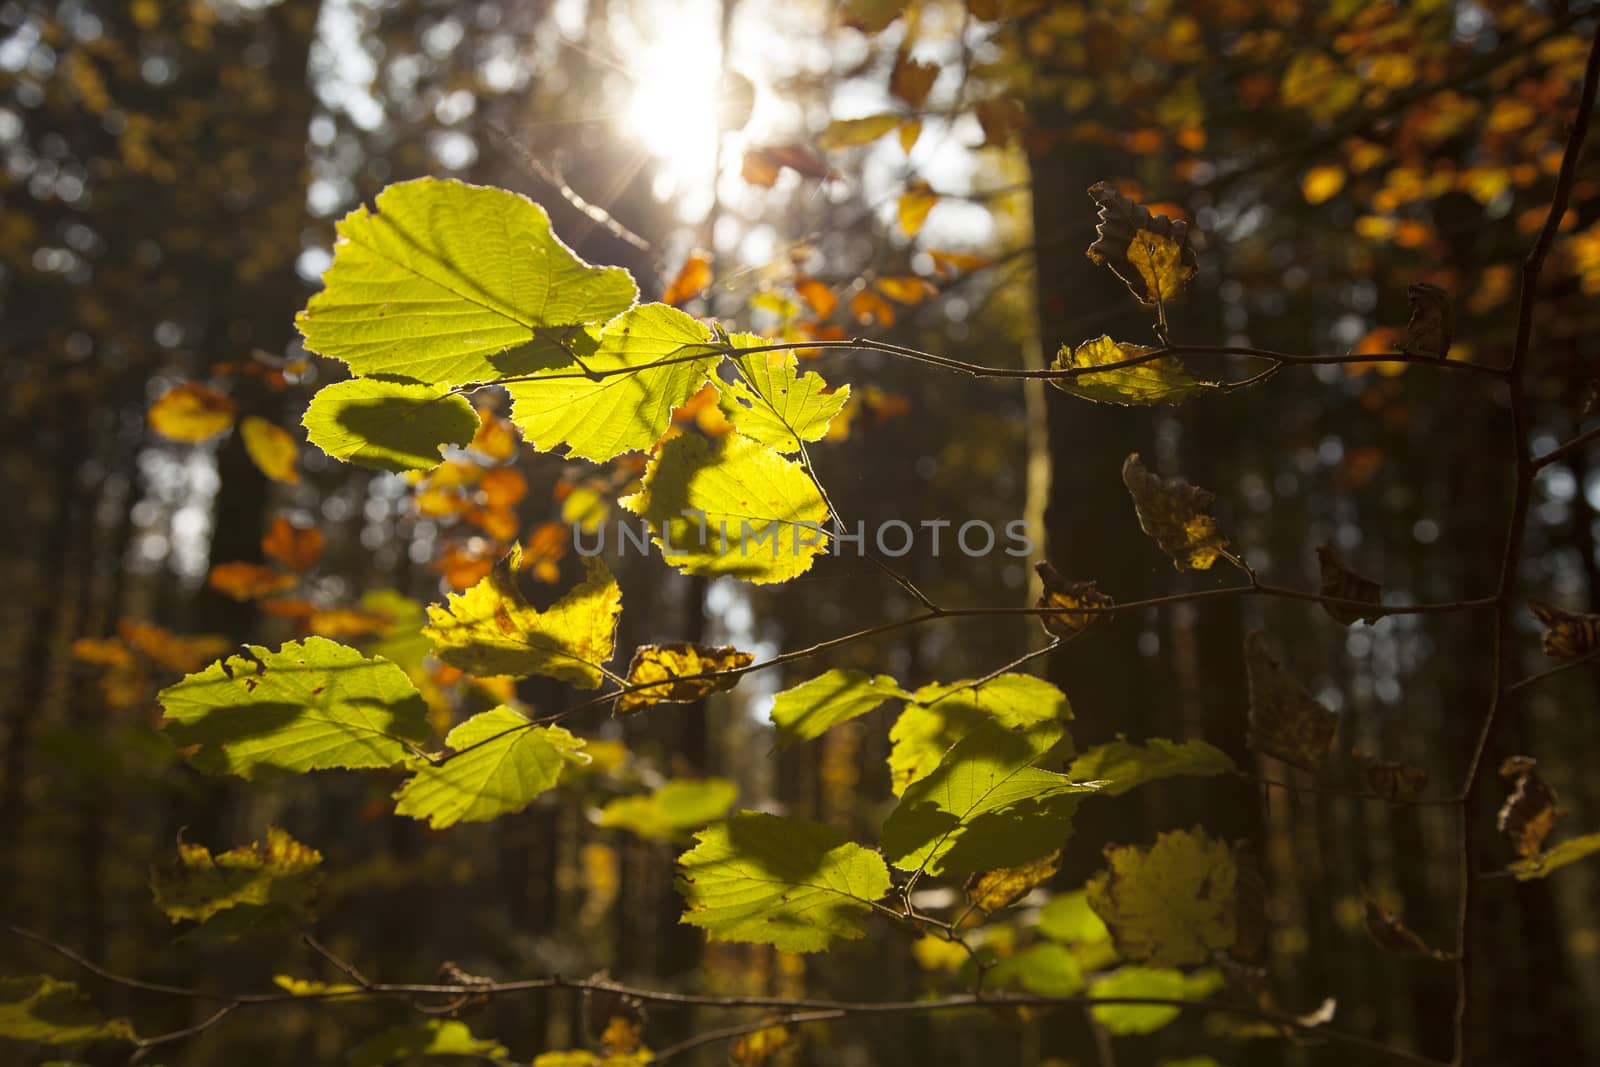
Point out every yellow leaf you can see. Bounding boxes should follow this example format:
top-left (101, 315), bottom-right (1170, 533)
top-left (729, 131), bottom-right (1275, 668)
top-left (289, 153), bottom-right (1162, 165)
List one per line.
top-left (874, 275), bottom-right (938, 304)
top-left (967, 849), bottom-right (1062, 913)
top-left (1051, 335), bottom-right (1210, 406)
top-left (897, 118), bottom-right (922, 154)
top-left (1086, 827), bottom-right (1236, 967)
top-left (1085, 184), bottom-right (1196, 307)
top-left (897, 180), bottom-right (938, 236)
top-left (148, 382), bottom-right (236, 442)
top-left (151, 826), bottom-right (322, 926)
top-left (817, 113), bottom-right (900, 149)
top-left (1034, 562), bottom-right (1113, 639)
top-left (424, 547), bottom-right (621, 688)
top-left (1120, 453), bottom-right (1228, 570)
top-left (1301, 165), bottom-right (1345, 204)
top-left (731, 1023), bottom-right (791, 1066)
top-left (615, 642), bottom-right (753, 716)
top-left (1126, 228), bottom-right (1196, 309)
top-left (240, 416), bottom-right (301, 484)
top-left (561, 486), bottom-right (611, 534)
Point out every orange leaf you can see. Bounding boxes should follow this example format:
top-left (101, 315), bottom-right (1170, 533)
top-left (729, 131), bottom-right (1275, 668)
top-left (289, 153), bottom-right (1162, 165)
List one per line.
top-left (927, 249), bottom-right (990, 278)
top-left (741, 145), bottom-right (838, 187)
top-left (208, 562), bottom-right (297, 601)
top-left (239, 416), bottom-right (300, 484)
top-left (148, 382), bottom-right (236, 442)
top-left (261, 516), bottom-right (325, 571)
top-left (436, 544), bottom-right (494, 590)
top-left (478, 467), bottom-right (528, 509)
top-left (663, 250), bottom-right (713, 306)
top-left (850, 288), bottom-right (896, 327)
top-left (795, 276), bottom-right (838, 318)
top-left (469, 415), bottom-right (519, 461)
top-left (465, 505), bottom-right (519, 541)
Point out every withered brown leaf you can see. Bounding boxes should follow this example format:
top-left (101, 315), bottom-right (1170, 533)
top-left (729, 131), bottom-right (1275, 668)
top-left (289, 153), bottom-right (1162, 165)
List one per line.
top-left (1035, 561), bottom-right (1114, 639)
top-left (1244, 631), bottom-right (1338, 773)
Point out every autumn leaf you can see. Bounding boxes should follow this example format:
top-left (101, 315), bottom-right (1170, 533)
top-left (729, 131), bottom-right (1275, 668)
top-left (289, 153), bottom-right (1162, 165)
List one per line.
top-left (794, 276), bottom-right (837, 318)
top-left (1363, 894), bottom-right (1448, 959)
top-left (1316, 545), bottom-right (1385, 625)
top-left (1401, 282), bottom-right (1453, 359)
top-left (615, 642), bottom-right (754, 716)
top-left (1085, 827), bottom-right (1237, 967)
top-left (303, 377), bottom-right (480, 473)
top-left (967, 849), bottom-right (1062, 914)
top-left (731, 1023), bottom-right (791, 1066)
top-left (262, 516), bottom-right (324, 571)
top-left (240, 415), bottom-right (300, 483)
top-left (662, 249), bottom-right (712, 306)
top-left (0, 976), bottom-right (135, 1046)
top-left (1068, 737), bottom-right (1234, 797)
top-left (1244, 631), bottom-right (1338, 773)
top-left (850, 287), bottom-right (896, 327)
top-left (1357, 755), bottom-right (1429, 803)
top-left (897, 118), bottom-right (922, 154)
top-left (874, 275), bottom-right (937, 304)
top-left (596, 778), bottom-right (738, 841)
top-left (1051, 336), bottom-right (1211, 406)
top-left (1089, 968), bottom-right (1224, 1036)
top-left (351, 1020), bottom-right (508, 1066)
top-left (719, 335), bottom-right (851, 452)
top-left (150, 825), bottom-right (322, 931)
top-left (817, 113), bottom-right (900, 149)
top-left (1086, 183), bottom-right (1197, 307)
top-left (740, 144), bottom-right (837, 187)
top-left (1507, 831), bottom-right (1600, 881)
top-left (1498, 755), bottom-right (1562, 859)
top-left (1034, 561), bottom-right (1114, 639)
top-left (897, 180), bottom-right (938, 236)
top-left (423, 546), bottom-right (621, 688)
top-left (148, 381), bottom-right (237, 442)
top-left (770, 668), bottom-right (909, 748)
top-left (208, 561), bottom-right (298, 600)
top-left (1301, 164), bottom-right (1346, 204)
top-left (974, 96), bottom-right (1028, 147)
top-left (1121, 452), bottom-right (1230, 571)
top-left (889, 50), bottom-right (939, 108)
top-left (393, 709), bottom-right (588, 828)
top-left (1529, 600), bottom-right (1600, 660)
top-left (889, 673), bottom-right (1071, 796)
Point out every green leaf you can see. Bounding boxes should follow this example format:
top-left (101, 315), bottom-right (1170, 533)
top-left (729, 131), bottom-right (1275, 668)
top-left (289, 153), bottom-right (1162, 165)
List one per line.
top-left (720, 337), bottom-right (851, 452)
top-left (888, 674), bottom-right (1071, 796)
top-left (881, 720), bottom-right (1100, 878)
top-left (423, 549), bottom-right (620, 687)
top-left (676, 812), bottom-right (891, 952)
top-left (296, 178), bottom-right (636, 386)
top-left (507, 303), bottom-right (723, 462)
top-left (620, 432), bottom-right (830, 584)
top-left (597, 778), bottom-right (738, 841)
top-left (159, 637), bottom-right (430, 779)
top-left (1508, 831), bottom-right (1600, 880)
top-left (770, 669), bottom-right (909, 748)
top-left (302, 377), bottom-right (480, 473)
top-left (1051, 336), bottom-right (1211, 405)
top-left (987, 942), bottom-right (1085, 996)
top-left (150, 826), bottom-right (322, 930)
top-left (1039, 889), bottom-right (1112, 946)
top-left (393, 708), bottom-right (588, 829)
top-left (350, 1019), bottom-right (508, 1066)
top-left (1069, 737), bottom-right (1234, 797)
top-left (1086, 828), bottom-right (1237, 967)
top-left (1090, 967), bottom-right (1223, 1035)
top-left (0, 976), bottom-right (135, 1046)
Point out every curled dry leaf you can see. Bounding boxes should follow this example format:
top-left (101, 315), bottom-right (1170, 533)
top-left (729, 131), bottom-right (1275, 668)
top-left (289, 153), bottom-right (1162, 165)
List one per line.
top-left (1316, 545), bottom-right (1385, 625)
top-left (1356, 754), bottom-right (1429, 802)
top-left (966, 849), bottom-right (1062, 914)
top-left (1528, 600), bottom-right (1600, 660)
top-left (1086, 182), bottom-right (1197, 307)
top-left (1497, 755), bottom-right (1562, 859)
top-left (435, 961), bottom-right (493, 1019)
top-left (615, 642), bottom-right (754, 716)
top-left (1244, 631), bottom-right (1338, 773)
top-left (1034, 561), bottom-right (1114, 639)
top-left (1121, 452), bottom-right (1229, 571)
top-left (1400, 282), bottom-right (1453, 359)
top-left (1362, 895), bottom-right (1449, 960)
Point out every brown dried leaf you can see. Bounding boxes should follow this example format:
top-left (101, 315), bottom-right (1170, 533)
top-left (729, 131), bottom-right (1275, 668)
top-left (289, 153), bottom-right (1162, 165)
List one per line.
top-left (1529, 600), bottom-right (1600, 660)
top-left (615, 642), bottom-right (754, 716)
top-left (1357, 755), bottom-right (1429, 803)
top-left (1498, 756), bottom-right (1562, 859)
top-left (890, 50), bottom-right (939, 108)
top-left (1034, 562), bottom-right (1114, 639)
top-left (1363, 895), bottom-right (1448, 959)
top-left (1086, 183), bottom-right (1197, 307)
top-left (965, 849), bottom-right (1061, 914)
top-left (1401, 282), bottom-right (1453, 359)
top-left (1121, 453), bottom-right (1229, 571)
top-left (1244, 631), bottom-right (1337, 773)
top-left (1316, 546), bottom-right (1385, 625)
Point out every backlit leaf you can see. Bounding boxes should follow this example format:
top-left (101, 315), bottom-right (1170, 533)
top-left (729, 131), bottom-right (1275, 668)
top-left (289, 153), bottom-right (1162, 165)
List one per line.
top-left (615, 642), bottom-right (754, 716)
top-left (881, 720), bottom-right (1100, 877)
top-left (262, 516), bottom-right (324, 572)
top-left (1316, 545), bottom-right (1385, 625)
top-left (1038, 889), bottom-right (1111, 948)
top-left (1035, 561), bottom-right (1114, 639)
top-left (1301, 164), bottom-right (1346, 204)
top-left (1508, 831), bottom-right (1600, 880)
top-left (296, 178), bottom-right (635, 386)
top-left (1529, 600), bottom-right (1600, 660)
top-left (730, 1023), bottom-right (791, 1066)
top-left (597, 778), bottom-right (738, 841)
top-left (1086, 183), bottom-right (1197, 307)
top-left (0, 976), bottom-right (135, 1046)
top-left (151, 825), bottom-right (322, 928)
top-left (1068, 737), bottom-right (1234, 797)
top-left (770, 669), bottom-right (910, 748)
top-left (159, 636), bottom-right (430, 778)
top-left (350, 1020), bottom-right (508, 1066)
top-left (676, 811), bottom-right (891, 952)
top-left (394, 708), bottom-right (587, 828)
top-left (240, 415), bottom-right (300, 483)
top-left (1244, 631), bottom-right (1337, 772)
top-left (889, 673), bottom-right (1071, 795)
top-left (1051, 336), bottom-right (1210, 406)
top-left (148, 381), bottom-right (236, 442)
top-left (423, 547), bottom-right (620, 688)
top-left (817, 113), bottom-right (900, 149)
top-left (1498, 755), bottom-right (1561, 859)
top-left (620, 433), bottom-right (830, 584)
top-left (208, 561), bottom-right (297, 600)
top-left (1089, 967), bottom-right (1223, 1035)
top-left (967, 849), bottom-right (1061, 913)
top-left (988, 942), bottom-right (1084, 996)
top-left (506, 303), bottom-right (723, 463)
top-left (662, 249), bottom-right (712, 306)
top-left (720, 335), bottom-right (851, 452)
top-left (897, 180), bottom-right (938, 236)
top-left (1086, 828), bottom-right (1237, 967)
top-left (874, 275), bottom-right (937, 304)
top-left (1121, 453), bottom-right (1229, 571)
top-left (302, 377), bottom-right (480, 473)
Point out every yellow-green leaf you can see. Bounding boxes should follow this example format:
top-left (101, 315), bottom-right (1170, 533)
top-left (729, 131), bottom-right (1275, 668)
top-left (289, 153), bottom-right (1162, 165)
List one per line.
top-left (393, 708), bottom-right (588, 828)
top-left (770, 669), bottom-right (910, 748)
top-left (151, 825), bottom-right (322, 929)
top-left (720, 335), bottom-right (851, 452)
top-left (597, 778), bottom-right (738, 841)
top-left (817, 113), bottom-right (900, 149)
top-left (423, 548), bottom-right (620, 688)
top-left (0, 976), bottom-right (135, 1046)
top-left (1508, 831), bottom-right (1600, 881)
top-left (350, 1019), bottom-right (508, 1066)
top-left (1086, 828), bottom-right (1237, 967)
top-left (987, 942), bottom-right (1084, 996)
top-left (1090, 967), bottom-right (1223, 1035)
top-left (1051, 336), bottom-right (1211, 406)
top-left (889, 673), bottom-right (1071, 796)
top-left (302, 377), bottom-right (480, 473)
top-left (1068, 737), bottom-right (1234, 797)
